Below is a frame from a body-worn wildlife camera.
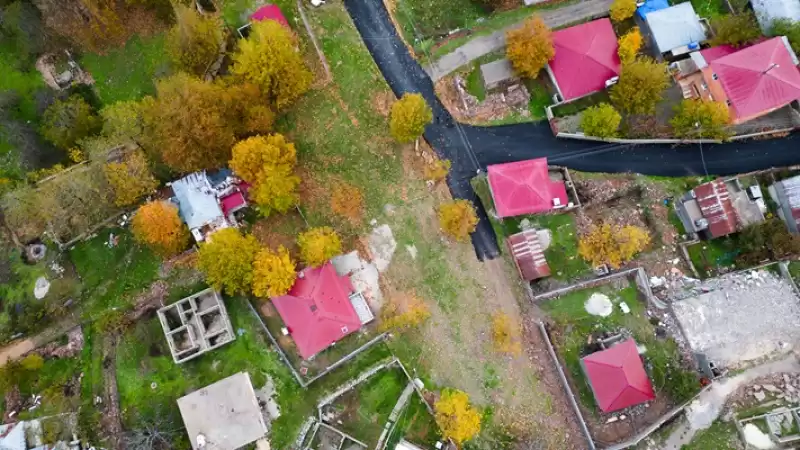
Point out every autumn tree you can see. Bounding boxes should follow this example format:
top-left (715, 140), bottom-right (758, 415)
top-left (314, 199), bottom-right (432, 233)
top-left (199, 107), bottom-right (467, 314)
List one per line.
top-left (231, 20), bottom-right (312, 110)
top-left (252, 246), bottom-right (297, 298)
top-left (229, 134), bottom-right (300, 215)
top-left (389, 93), bottom-right (433, 143)
top-left (610, 58), bottom-right (669, 115)
top-left (711, 13), bottom-right (761, 47)
top-left (506, 16), bottom-right (554, 78)
top-left (197, 228), bottom-right (260, 295)
top-left (330, 181), bottom-right (364, 223)
top-left (578, 223), bottom-right (651, 269)
top-left (618, 27), bottom-right (642, 63)
top-left (103, 150), bottom-right (158, 206)
top-left (297, 227), bottom-right (342, 267)
top-left (167, 4), bottom-right (224, 76)
top-left (580, 103), bottom-right (621, 138)
top-left (131, 201), bottom-right (189, 257)
top-left (438, 199), bottom-right (478, 242)
top-left (435, 389), bottom-right (482, 445)
top-left (33, 0), bottom-right (125, 52)
top-left (41, 95), bottom-right (101, 149)
top-left (671, 99), bottom-right (731, 139)
top-left (610, 0), bottom-right (636, 22)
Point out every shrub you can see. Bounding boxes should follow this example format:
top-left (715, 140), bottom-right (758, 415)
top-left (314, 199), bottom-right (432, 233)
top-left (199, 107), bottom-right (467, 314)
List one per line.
top-left (578, 223), bottom-right (651, 269)
top-left (297, 227), bottom-right (342, 267)
top-left (671, 99), bottom-right (731, 139)
top-left (252, 246), bottom-right (297, 298)
top-left (390, 93), bottom-right (433, 143)
top-left (197, 228), bottom-right (261, 295)
top-left (438, 199), bottom-right (478, 241)
top-left (580, 103), bottom-right (621, 138)
top-left (132, 201), bottom-right (190, 257)
top-left (610, 58), bottom-right (669, 115)
top-left (41, 95), bottom-right (101, 149)
top-left (618, 27), bottom-right (643, 63)
top-left (20, 353), bottom-right (44, 371)
top-left (424, 158), bottom-right (451, 182)
top-left (711, 13), bottom-right (761, 47)
top-left (610, 0), bottom-right (637, 22)
top-left (506, 16), bottom-right (554, 78)
top-left (434, 389), bottom-right (482, 445)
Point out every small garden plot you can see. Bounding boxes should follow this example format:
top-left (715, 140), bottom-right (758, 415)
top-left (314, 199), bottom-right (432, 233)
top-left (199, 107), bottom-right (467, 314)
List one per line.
top-left (541, 278), bottom-right (700, 445)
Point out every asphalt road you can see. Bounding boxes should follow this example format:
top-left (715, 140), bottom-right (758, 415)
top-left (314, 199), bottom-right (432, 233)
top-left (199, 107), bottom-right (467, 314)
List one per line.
top-left (343, 0), bottom-right (800, 259)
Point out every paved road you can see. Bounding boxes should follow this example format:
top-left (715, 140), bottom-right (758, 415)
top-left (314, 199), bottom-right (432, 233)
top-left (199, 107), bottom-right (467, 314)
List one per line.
top-left (425, 0), bottom-right (614, 81)
top-left (343, 0), bottom-right (800, 259)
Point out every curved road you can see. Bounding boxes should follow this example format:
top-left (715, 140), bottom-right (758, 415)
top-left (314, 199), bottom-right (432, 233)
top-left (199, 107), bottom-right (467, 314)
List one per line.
top-left (343, 0), bottom-right (800, 259)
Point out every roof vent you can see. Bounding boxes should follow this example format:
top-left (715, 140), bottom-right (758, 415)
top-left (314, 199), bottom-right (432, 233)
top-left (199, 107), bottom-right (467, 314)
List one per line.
top-left (341, 326), bottom-right (348, 334)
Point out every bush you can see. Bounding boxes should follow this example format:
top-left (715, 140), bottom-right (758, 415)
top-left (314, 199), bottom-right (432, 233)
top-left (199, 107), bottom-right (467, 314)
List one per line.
top-left (610, 58), bottom-right (669, 115)
top-left (434, 389), bottom-right (482, 445)
top-left (424, 158), bottom-right (451, 182)
top-left (618, 27), bottom-right (642, 63)
top-left (390, 93), bottom-right (433, 143)
top-left (297, 227), bottom-right (342, 268)
top-left (40, 95), bottom-right (101, 150)
top-left (580, 103), bottom-right (621, 138)
top-left (437, 199), bottom-right (478, 241)
top-left (578, 223), bottom-right (651, 268)
top-left (252, 246), bottom-right (297, 298)
top-left (711, 13), bottom-right (761, 47)
top-left (20, 353), bottom-right (44, 371)
top-left (671, 99), bottom-right (730, 139)
top-left (610, 0), bottom-right (637, 22)
top-left (506, 16), bottom-right (554, 78)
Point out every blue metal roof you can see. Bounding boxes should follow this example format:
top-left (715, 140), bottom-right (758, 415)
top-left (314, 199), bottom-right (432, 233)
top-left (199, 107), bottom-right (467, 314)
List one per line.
top-left (637, 0), bottom-right (670, 19)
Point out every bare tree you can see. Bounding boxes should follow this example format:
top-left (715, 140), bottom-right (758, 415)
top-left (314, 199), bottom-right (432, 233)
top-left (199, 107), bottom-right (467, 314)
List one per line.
top-left (122, 411), bottom-right (181, 450)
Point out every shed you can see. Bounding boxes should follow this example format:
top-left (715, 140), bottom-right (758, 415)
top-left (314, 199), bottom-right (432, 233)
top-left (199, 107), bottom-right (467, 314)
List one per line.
top-left (506, 229), bottom-right (550, 281)
top-left (751, 0), bottom-right (800, 32)
top-left (486, 158), bottom-right (568, 218)
top-left (581, 339), bottom-right (655, 413)
top-left (480, 58), bottom-right (516, 91)
top-left (177, 372), bottom-right (268, 450)
top-left (645, 3), bottom-right (707, 54)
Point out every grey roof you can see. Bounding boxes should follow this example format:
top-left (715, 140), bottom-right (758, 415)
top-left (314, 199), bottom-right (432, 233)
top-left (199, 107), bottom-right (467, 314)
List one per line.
top-left (645, 3), bottom-right (707, 53)
top-left (480, 58), bottom-right (516, 89)
top-left (0, 423), bottom-right (26, 450)
top-left (774, 175), bottom-right (800, 233)
top-left (172, 172), bottom-right (224, 230)
top-left (178, 372), bottom-right (268, 450)
top-left (752, 0), bottom-right (800, 31)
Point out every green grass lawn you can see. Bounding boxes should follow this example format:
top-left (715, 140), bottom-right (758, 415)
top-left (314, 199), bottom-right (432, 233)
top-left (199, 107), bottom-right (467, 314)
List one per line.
top-left (680, 419), bottom-right (739, 449)
top-left (80, 33), bottom-right (170, 105)
top-left (0, 42), bottom-right (45, 123)
top-left (541, 281), bottom-right (700, 412)
top-left (465, 64), bottom-right (487, 101)
top-left (686, 238), bottom-right (741, 278)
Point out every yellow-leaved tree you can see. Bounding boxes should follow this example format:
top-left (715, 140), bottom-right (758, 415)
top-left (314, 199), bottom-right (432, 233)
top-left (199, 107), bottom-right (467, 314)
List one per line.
top-left (617, 27), bottom-right (643, 63)
top-left (229, 134), bottom-right (300, 216)
top-left (578, 223), bottom-right (651, 269)
top-left (389, 93), bottom-right (433, 143)
top-left (435, 389), bottom-right (482, 445)
top-left (438, 199), bottom-right (478, 241)
top-left (166, 3), bottom-right (224, 76)
top-left (230, 20), bottom-right (312, 110)
top-left (132, 201), bottom-right (190, 257)
top-left (610, 58), bottom-right (669, 115)
top-left (252, 246), bottom-right (297, 298)
top-left (506, 16), bottom-right (554, 78)
top-left (197, 228), bottom-right (261, 295)
top-left (580, 103), bottom-right (621, 138)
top-left (610, 0), bottom-right (637, 22)
top-left (297, 227), bottom-right (342, 267)
top-left (103, 150), bottom-right (159, 207)
top-left (671, 99), bottom-right (731, 139)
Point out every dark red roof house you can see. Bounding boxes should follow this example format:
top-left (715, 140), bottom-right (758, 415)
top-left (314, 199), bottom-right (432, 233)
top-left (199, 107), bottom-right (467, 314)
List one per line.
top-left (507, 229), bottom-right (550, 281)
top-left (272, 263), bottom-right (362, 359)
top-left (486, 158), bottom-right (569, 218)
top-left (251, 4), bottom-right (290, 28)
top-left (547, 19), bottom-right (621, 102)
top-left (693, 179), bottom-right (739, 238)
top-left (708, 37), bottom-right (800, 123)
top-left (581, 339), bottom-right (655, 413)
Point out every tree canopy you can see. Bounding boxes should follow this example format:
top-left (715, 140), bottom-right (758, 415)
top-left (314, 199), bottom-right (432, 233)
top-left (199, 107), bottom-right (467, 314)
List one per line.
top-left (166, 4), bottom-right (224, 76)
top-left (230, 20), bottom-right (312, 110)
top-left (41, 95), bottom-right (101, 150)
top-left (618, 27), bottom-right (642, 64)
top-left (506, 16), bottom-right (554, 78)
top-left (131, 201), bottom-right (190, 257)
top-left (578, 223), bottom-right (650, 269)
top-left (252, 246), bottom-right (297, 298)
top-left (711, 13), bottom-right (761, 47)
top-left (389, 93), bottom-right (433, 143)
top-left (103, 149), bottom-right (158, 206)
top-left (671, 99), bottom-right (730, 139)
top-left (197, 228), bottom-right (260, 295)
top-left (771, 19), bottom-right (800, 54)
top-left (610, 58), bottom-right (669, 115)
top-left (580, 103), bottom-right (621, 138)
top-left (610, 0), bottom-right (637, 22)
top-left (438, 199), bottom-right (478, 241)
top-left (434, 389), bottom-right (482, 445)
top-left (229, 134), bottom-right (300, 216)
top-left (297, 227), bottom-right (342, 267)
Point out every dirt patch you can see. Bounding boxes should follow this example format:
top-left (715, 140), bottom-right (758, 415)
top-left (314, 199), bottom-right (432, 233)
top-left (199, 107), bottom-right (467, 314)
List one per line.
top-left (372, 91), bottom-right (395, 117)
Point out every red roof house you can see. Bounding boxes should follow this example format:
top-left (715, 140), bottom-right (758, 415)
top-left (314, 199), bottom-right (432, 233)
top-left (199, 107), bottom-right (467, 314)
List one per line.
top-left (582, 339), bottom-right (655, 413)
top-left (507, 229), bottom-right (550, 281)
top-left (486, 158), bottom-right (568, 218)
top-left (272, 263), bottom-right (362, 359)
top-left (693, 179), bottom-right (739, 238)
top-left (708, 37), bottom-right (800, 123)
top-left (251, 4), bottom-right (290, 28)
top-left (547, 19), bottom-right (621, 101)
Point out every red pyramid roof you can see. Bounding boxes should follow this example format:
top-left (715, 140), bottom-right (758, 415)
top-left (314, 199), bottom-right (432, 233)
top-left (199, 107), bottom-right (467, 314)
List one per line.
top-left (251, 4), bottom-right (289, 28)
top-left (711, 37), bottom-right (800, 121)
top-left (582, 339), bottom-right (655, 413)
top-left (549, 19), bottom-right (621, 101)
top-left (486, 158), bottom-right (568, 218)
top-left (272, 263), bottom-right (361, 359)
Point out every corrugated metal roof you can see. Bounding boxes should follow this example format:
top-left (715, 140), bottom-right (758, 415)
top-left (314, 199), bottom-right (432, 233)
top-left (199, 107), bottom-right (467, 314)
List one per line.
top-left (752, 0), bottom-right (800, 32)
top-left (777, 175), bottom-right (800, 233)
top-left (645, 3), bottom-right (707, 53)
top-left (172, 172), bottom-right (224, 230)
top-left (507, 229), bottom-right (550, 281)
top-left (487, 158), bottom-right (568, 218)
top-left (693, 179), bottom-right (739, 238)
top-left (582, 339), bottom-right (655, 413)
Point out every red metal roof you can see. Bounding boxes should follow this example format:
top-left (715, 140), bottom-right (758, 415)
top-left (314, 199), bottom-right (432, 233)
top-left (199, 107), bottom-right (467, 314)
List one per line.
top-left (582, 339), bottom-right (655, 413)
top-left (251, 4), bottom-right (289, 28)
top-left (507, 230), bottom-right (550, 281)
top-left (549, 19), bottom-right (621, 101)
top-left (699, 45), bottom-right (740, 64)
top-left (487, 158), bottom-right (568, 218)
top-left (272, 263), bottom-right (361, 359)
top-left (710, 37), bottom-right (800, 121)
top-left (693, 179), bottom-right (739, 238)
top-left (220, 191), bottom-right (247, 217)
